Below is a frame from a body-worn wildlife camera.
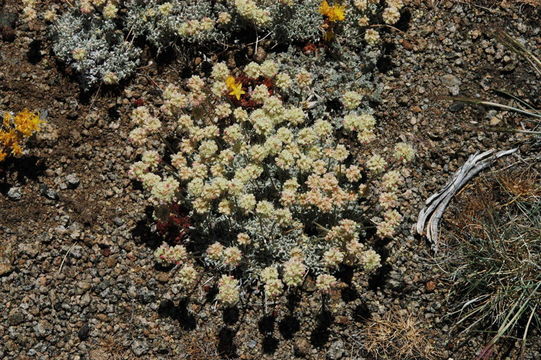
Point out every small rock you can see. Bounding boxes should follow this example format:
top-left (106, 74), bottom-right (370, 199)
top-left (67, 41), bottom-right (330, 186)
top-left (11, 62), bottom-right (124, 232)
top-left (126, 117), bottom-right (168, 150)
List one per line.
top-left (156, 273), bottom-right (170, 283)
top-left (69, 245), bottom-right (84, 259)
top-left (78, 323), bottom-right (90, 341)
top-left (402, 39), bottom-right (414, 51)
top-left (254, 46), bottom-right (267, 63)
top-left (7, 187), bottom-right (22, 201)
top-left (40, 185), bottom-right (59, 200)
top-left (489, 116), bottom-right (502, 126)
top-left (66, 174), bottom-right (80, 189)
top-left (327, 340), bottom-right (345, 360)
top-left (19, 243), bottom-right (39, 258)
top-left (441, 74), bottom-right (461, 96)
top-left (448, 102), bottom-right (464, 112)
top-left (131, 340), bottom-right (149, 356)
top-left (426, 280), bottom-right (437, 292)
top-left (294, 338), bottom-right (311, 357)
top-left (8, 311), bottom-right (26, 326)
top-left (34, 321), bottom-right (49, 338)
top-left (77, 281), bottom-right (92, 291)
top-left (138, 287), bottom-right (155, 304)
top-left (0, 263), bottom-right (14, 276)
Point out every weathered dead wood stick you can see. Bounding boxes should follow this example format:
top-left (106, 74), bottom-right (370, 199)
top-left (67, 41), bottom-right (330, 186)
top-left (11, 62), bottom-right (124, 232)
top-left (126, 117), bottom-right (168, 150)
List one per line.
top-left (416, 148), bottom-right (518, 252)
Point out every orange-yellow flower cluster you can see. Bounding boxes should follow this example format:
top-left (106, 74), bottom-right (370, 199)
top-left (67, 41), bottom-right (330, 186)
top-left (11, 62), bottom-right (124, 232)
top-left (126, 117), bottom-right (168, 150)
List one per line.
top-left (319, 0), bottom-right (346, 22)
top-left (0, 109), bottom-right (42, 162)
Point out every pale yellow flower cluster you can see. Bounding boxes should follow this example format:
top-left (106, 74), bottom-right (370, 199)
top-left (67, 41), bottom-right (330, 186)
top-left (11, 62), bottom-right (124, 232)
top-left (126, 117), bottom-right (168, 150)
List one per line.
top-left (21, 0), bottom-right (38, 22)
top-left (217, 275), bottom-right (240, 305)
top-left (364, 29), bottom-right (380, 45)
top-left (352, 0), bottom-right (402, 43)
top-left (393, 142), bottom-right (416, 163)
top-left (383, 0), bottom-right (404, 25)
top-left (103, 71), bottom-right (119, 85)
top-left (260, 266), bottom-right (283, 298)
top-left (343, 112), bottom-right (376, 143)
top-left (382, 6), bottom-right (400, 25)
top-left (229, 0), bottom-right (271, 27)
top-left (78, 0), bottom-right (118, 17)
top-left (323, 219), bottom-right (381, 271)
top-left (376, 209), bottom-right (402, 238)
top-left (316, 274), bottom-right (339, 294)
top-left (342, 90), bottom-right (364, 110)
top-left (154, 243), bottom-right (188, 265)
top-left (177, 17), bottom-right (216, 37)
top-left (282, 256), bottom-right (306, 287)
top-left (177, 264), bottom-right (198, 289)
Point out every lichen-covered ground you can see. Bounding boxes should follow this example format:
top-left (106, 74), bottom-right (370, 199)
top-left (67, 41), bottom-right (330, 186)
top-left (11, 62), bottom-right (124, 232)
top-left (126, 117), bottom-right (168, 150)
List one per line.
top-left (1, 1), bottom-right (540, 359)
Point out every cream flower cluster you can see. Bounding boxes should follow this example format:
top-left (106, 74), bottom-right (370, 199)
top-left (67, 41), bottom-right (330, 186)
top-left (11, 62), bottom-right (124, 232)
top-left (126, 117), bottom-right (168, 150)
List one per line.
top-left (229, 0), bottom-right (271, 27)
top-left (382, 0), bottom-right (404, 25)
top-left (154, 243), bottom-right (188, 265)
top-left (216, 275), bottom-right (240, 305)
top-left (177, 17), bottom-right (216, 38)
top-left (78, 0), bottom-right (119, 17)
top-left (133, 60), bottom-right (412, 305)
top-left (21, 0), bottom-right (38, 22)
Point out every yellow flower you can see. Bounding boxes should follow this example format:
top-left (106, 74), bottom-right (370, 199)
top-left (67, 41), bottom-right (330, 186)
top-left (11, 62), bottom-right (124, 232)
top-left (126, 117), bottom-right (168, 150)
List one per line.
top-left (226, 76), bottom-right (246, 100)
top-left (14, 109), bottom-right (42, 137)
top-left (226, 75), bottom-right (236, 88)
top-left (229, 82), bottom-right (246, 100)
top-left (2, 112), bottom-right (12, 128)
top-left (319, 0), bottom-right (346, 22)
top-left (319, 0), bottom-right (332, 16)
top-left (0, 130), bottom-right (17, 147)
top-left (11, 142), bottom-right (22, 156)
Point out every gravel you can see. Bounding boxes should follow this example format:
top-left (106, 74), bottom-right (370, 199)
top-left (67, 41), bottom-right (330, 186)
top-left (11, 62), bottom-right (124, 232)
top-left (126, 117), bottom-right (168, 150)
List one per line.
top-left (1, 1), bottom-right (540, 359)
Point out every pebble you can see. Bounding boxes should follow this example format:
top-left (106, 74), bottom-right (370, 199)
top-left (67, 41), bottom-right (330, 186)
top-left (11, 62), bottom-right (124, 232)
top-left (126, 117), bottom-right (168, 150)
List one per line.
top-left (327, 340), bottom-right (345, 360)
top-left (0, 263), bottom-right (14, 276)
top-left (441, 74), bottom-right (461, 95)
top-left (78, 324), bottom-right (90, 341)
top-left (131, 339), bottom-right (149, 356)
top-left (34, 321), bottom-right (49, 338)
top-left (66, 173), bottom-right (80, 189)
top-left (7, 187), bottom-right (22, 201)
top-left (448, 102), bottom-right (465, 112)
top-left (40, 185), bottom-right (59, 200)
top-left (8, 311), bottom-right (26, 326)
top-left (294, 338), bottom-right (311, 357)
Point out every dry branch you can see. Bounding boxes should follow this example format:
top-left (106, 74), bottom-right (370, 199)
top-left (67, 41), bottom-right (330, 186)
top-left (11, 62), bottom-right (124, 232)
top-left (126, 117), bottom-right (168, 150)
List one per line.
top-left (416, 148), bottom-right (518, 252)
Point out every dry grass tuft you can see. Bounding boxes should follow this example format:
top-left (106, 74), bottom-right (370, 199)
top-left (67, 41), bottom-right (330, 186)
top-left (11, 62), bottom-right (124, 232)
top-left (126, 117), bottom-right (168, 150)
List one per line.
top-left (180, 327), bottom-right (222, 360)
top-left (443, 164), bottom-right (541, 357)
top-left (362, 308), bottom-right (443, 360)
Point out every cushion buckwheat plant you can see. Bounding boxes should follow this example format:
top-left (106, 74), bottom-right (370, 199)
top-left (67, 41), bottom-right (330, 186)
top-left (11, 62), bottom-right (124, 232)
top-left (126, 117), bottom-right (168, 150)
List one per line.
top-left (129, 60), bottom-right (414, 306)
top-left (50, 1), bottom-right (141, 88)
top-left (48, 0), bottom-right (405, 87)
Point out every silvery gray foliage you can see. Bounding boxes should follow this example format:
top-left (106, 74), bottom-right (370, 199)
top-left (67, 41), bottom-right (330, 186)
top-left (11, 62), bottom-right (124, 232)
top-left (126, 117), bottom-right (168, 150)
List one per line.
top-left (264, 0), bottom-right (323, 43)
top-left (51, 12), bottom-right (141, 89)
top-left (274, 45), bottom-right (382, 127)
top-left (123, 0), bottom-right (323, 52)
top-left (50, 0), bottom-right (389, 88)
top-left (124, 0), bottom-right (234, 52)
